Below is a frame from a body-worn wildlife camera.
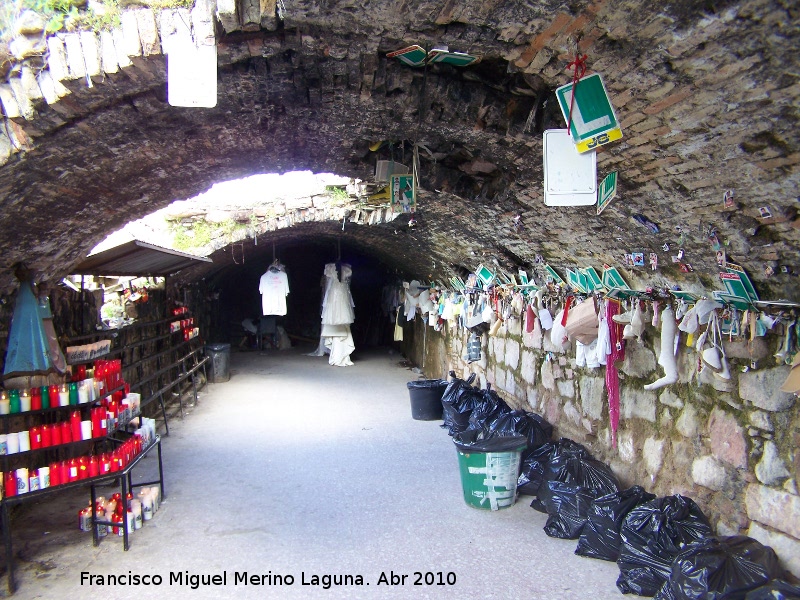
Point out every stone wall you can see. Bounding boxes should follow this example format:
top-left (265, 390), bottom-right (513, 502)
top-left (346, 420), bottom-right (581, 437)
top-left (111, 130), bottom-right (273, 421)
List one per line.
top-left (412, 312), bottom-right (800, 578)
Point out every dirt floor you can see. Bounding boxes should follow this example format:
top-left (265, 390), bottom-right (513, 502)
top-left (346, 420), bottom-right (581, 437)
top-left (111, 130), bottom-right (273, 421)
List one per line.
top-left (0, 345), bottom-right (625, 599)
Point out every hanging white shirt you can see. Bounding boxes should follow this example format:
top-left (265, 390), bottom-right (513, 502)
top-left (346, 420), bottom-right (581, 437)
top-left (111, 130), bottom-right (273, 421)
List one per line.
top-left (259, 269), bottom-right (290, 315)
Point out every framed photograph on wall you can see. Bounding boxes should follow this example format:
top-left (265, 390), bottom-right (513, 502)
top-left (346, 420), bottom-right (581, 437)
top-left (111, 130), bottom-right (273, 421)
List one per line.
top-left (390, 174), bottom-right (416, 213)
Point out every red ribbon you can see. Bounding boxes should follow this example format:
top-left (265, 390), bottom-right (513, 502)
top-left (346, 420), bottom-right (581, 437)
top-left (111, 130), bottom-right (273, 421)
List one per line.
top-left (561, 295), bottom-right (574, 326)
top-left (565, 53), bottom-right (588, 133)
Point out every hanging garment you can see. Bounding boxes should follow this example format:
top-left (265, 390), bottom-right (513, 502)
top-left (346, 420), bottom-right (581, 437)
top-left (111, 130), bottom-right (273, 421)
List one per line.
top-left (3, 281), bottom-right (57, 379)
top-left (322, 324), bottom-right (355, 367)
top-left (466, 333), bottom-right (482, 363)
top-left (317, 263), bottom-right (356, 366)
top-left (394, 307), bottom-right (404, 341)
top-left (259, 267), bottom-right (290, 316)
top-left (321, 264), bottom-right (355, 325)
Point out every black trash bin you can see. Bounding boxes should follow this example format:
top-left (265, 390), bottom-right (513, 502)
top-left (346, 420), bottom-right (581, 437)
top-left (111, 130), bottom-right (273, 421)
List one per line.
top-left (406, 379), bottom-right (448, 420)
top-left (205, 343), bottom-right (231, 383)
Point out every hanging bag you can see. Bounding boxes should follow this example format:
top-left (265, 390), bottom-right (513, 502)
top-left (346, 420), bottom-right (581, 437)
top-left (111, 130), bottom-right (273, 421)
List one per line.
top-left (565, 296), bottom-right (599, 345)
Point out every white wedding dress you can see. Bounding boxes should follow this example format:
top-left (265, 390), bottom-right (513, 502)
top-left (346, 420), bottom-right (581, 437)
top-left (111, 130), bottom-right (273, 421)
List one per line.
top-left (308, 263), bottom-right (356, 366)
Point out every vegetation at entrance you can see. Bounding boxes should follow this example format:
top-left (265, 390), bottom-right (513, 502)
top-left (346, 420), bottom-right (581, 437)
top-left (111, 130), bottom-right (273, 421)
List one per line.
top-left (1, 0), bottom-right (194, 42)
top-left (171, 219), bottom-right (211, 251)
top-left (325, 185), bottom-right (350, 206)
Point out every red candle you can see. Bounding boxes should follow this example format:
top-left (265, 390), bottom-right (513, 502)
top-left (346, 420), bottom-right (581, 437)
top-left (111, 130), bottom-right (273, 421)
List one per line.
top-left (29, 426), bottom-right (42, 449)
top-left (30, 389), bottom-right (42, 411)
top-left (51, 423), bottom-right (62, 445)
top-left (59, 461), bottom-right (70, 484)
top-left (77, 457), bottom-right (88, 480)
top-left (41, 424), bottom-right (52, 447)
top-left (4, 471), bottom-right (17, 496)
top-left (70, 411), bottom-right (81, 442)
top-left (48, 385), bottom-right (59, 403)
top-left (68, 459), bottom-right (79, 482)
top-left (88, 456), bottom-right (99, 478)
top-left (49, 462), bottom-right (61, 486)
top-left (91, 408), bottom-right (102, 438)
top-left (61, 420), bottom-right (72, 444)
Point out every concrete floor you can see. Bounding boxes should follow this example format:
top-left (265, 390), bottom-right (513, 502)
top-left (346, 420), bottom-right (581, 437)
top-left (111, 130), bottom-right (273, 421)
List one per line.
top-left (3, 346), bottom-right (625, 599)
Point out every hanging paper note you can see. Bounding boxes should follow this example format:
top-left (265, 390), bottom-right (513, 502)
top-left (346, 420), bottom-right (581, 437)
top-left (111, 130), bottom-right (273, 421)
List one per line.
top-left (167, 35), bottom-right (217, 108)
top-left (390, 174), bottom-right (416, 213)
top-left (543, 129), bottom-right (597, 206)
top-left (555, 73), bottom-right (622, 153)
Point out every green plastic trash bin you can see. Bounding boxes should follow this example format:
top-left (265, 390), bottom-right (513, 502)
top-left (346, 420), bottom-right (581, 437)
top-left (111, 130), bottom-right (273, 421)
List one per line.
top-left (453, 431), bottom-right (526, 511)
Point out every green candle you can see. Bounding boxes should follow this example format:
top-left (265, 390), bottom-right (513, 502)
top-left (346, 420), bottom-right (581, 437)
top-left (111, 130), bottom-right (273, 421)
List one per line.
top-left (9, 389), bottom-right (20, 413)
top-left (69, 381), bottom-right (79, 405)
top-left (40, 385), bottom-right (50, 409)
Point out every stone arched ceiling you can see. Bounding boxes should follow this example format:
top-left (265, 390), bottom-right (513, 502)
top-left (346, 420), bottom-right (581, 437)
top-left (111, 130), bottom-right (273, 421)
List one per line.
top-left (0, 0), bottom-right (798, 299)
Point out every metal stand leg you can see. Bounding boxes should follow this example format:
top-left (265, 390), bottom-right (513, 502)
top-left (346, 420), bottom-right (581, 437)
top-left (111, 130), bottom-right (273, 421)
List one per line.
top-left (121, 476), bottom-right (130, 551)
top-left (2, 501), bottom-right (14, 595)
top-left (158, 391), bottom-right (170, 436)
top-left (91, 485), bottom-right (99, 547)
top-left (157, 439), bottom-right (166, 500)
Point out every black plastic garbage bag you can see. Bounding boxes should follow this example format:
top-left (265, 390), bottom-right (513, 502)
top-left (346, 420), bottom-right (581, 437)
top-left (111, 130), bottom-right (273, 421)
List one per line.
top-left (441, 373), bottom-right (482, 436)
top-left (542, 481), bottom-right (601, 539)
top-left (487, 410), bottom-right (553, 451)
top-left (517, 441), bottom-right (557, 496)
top-left (532, 438), bottom-right (620, 514)
top-left (452, 428), bottom-right (528, 453)
top-left (467, 385), bottom-right (512, 431)
top-left (744, 580), bottom-right (800, 599)
top-left (528, 412), bottom-right (554, 447)
top-left (653, 536), bottom-right (785, 600)
top-left (616, 495), bottom-right (714, 597)
top-left (575, 486), bottom-right (657, 562)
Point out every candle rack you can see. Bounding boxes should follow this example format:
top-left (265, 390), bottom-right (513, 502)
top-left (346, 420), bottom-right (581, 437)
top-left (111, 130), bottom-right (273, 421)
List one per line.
top-left (0, 309), bottom-right (207, 595)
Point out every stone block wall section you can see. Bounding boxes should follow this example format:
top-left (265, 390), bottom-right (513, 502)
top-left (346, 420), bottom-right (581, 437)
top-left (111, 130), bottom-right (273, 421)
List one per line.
top-left (412, 316), bottom-right (800, 578)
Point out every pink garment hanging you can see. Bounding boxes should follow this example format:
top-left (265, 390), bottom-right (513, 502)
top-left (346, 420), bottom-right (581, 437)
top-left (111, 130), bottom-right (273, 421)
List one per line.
top-left (605, 300), bottom-right (626, 448)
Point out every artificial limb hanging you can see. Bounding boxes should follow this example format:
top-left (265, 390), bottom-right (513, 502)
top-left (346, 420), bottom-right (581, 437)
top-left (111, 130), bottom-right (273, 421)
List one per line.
top-left (644, 306), bottom-right (679, 391)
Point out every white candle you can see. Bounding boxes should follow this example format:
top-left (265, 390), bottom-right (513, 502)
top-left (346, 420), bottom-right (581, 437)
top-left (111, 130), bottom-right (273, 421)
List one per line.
top-left (58, 386), bottom-right (70, 407)
top-left (139, 491), bottom-right (154, 521)
top-left (126, 510), bottom-right (135, 534)
top-left (78, 382), bottom-right (90, 404)
top-left (15, 468), bottom-right (28, 494)
top-left (38, 467), bottom-right (50, 489)
top-left (0, 392), bottom-right (8, 415)
top-left (7, 433), bottom-right (19, 454)
top-left (131, 499), bottom-right (143, 529)
top-left (0, 434), bottom-right (7, 455)
top-left (19, 391), bottom-right (31, 412)
top-left (18, 430), bottom-right (30, 452)
top-left (28, 473), bottom-right (39, 492)
top-left (80, 420), bottom-right (92, 440)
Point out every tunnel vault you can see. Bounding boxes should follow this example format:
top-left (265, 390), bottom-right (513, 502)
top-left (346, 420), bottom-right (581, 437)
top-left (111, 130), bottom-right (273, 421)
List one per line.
top-left (0, 0), bottom-right (798, 302)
